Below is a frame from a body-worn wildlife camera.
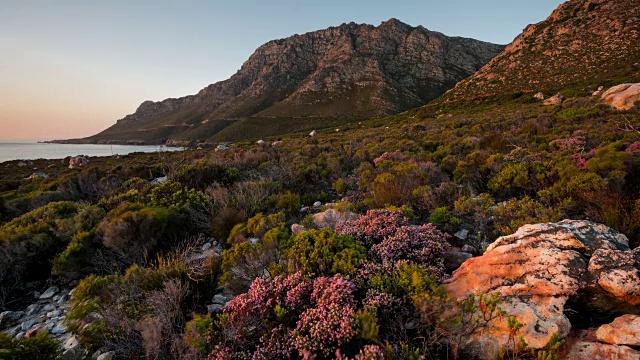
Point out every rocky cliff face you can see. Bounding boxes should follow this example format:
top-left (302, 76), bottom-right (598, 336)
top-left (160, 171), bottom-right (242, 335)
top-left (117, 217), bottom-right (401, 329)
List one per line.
top-left (79, 19), bottom-right (503, 144)
top-left (442, 0), bottom-right (640, 102)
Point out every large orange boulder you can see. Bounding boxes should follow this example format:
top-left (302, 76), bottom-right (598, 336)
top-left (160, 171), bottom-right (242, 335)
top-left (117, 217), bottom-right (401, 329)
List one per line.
top-left (596, 314), bottom-right (640, 346)
top-left (602, 83), bottom-right (640, 110)
top-left (444, 220), bottom-right (639, 359)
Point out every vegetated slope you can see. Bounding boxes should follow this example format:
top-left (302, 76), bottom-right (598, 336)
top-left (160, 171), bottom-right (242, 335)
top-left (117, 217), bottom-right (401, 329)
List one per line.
top-left (441, 0), bottom-right (640, 102)
top-left (68, 19), bottom-right (503, 145)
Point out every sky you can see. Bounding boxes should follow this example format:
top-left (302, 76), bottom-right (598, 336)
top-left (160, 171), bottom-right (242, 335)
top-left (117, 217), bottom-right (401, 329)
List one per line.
top-left (0, 0), bottom-right (565, 141)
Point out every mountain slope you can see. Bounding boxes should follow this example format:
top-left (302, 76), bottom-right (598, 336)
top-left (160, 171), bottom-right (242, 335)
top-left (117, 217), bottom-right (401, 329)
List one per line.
top-left (441, 0), bottom-right (640, 102)
top-left (72, 19), bottom-right (503, 144)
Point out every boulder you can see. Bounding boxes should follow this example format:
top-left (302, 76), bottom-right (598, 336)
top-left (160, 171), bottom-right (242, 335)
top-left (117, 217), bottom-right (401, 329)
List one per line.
top-left (543, 93), bottom-right (565, 105)
top-left (97, 352), bottom-right (115, 360)
top-left (444, 220), bottom-right (634, 357)
top-left (588, 248), bottom-right (640, 308)
top-left (313, 201), bottom-right (322, 207)
top-left (443, 248), bottom-right (473, 271)
top-left (602, 83), bottom-right (640, 110)
top-left (291, 224), bottom-right (306, 235)
top-left (453, 229), bottom-right (469, 241)
top-left (309, 130), bottom-right (317, 137)
top-left (271, 141), bottom-right (283, 146)
top-left (534, 92), bottom-right (545, 100)
top-left (39, 286), bottom-right (59, 299)
top-left (564, 341), bottom-right (640, 359)
top-left (0, 311), bottom-right (24, 325)
top-left (64, 335), bottom-right (80, 351)
top-left (216, 145), bottom-right (229, 151)
top-left (312, 208), bottom-right (360, 230)
top-left (596, 314), bottom-right (640, 346)
top-left (461, 244), bottom-right (478, 255)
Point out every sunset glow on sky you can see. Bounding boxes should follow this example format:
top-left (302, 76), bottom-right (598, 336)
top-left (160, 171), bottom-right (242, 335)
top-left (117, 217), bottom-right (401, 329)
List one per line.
top-left (0, 0), bottom-right (564, 141)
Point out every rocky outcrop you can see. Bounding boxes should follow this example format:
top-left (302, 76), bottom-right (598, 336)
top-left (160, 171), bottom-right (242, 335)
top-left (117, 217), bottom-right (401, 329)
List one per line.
top-left (602, 83), bottom-right (640, 110)
top-left (543, 93), bottom-right (565, 106)
top-left (596, 314), bottom-right (640, 346)
top-left (73, 19), bottom-right (503, 144)
top-left (564, 341), bottom-right (640, 359)
top-left (443, 0), bottom-right (640, 102)
top-left (312, 208), bottom-right (361, 230)
top-left (444, 220), bottom-right (640, 358)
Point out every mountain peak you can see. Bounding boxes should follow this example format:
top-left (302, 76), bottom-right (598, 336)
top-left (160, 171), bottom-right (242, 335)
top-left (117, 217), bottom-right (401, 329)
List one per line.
top-left (83, 20), bottom-right (504, 145)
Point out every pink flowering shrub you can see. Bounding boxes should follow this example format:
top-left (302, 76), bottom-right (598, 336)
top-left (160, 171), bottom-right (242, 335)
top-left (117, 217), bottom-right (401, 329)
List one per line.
top-left (549, 137), bottom-right (585, 151)
top-left (337, 210), bottom-right (449, 280)
top-left (336, 209), bottom-right (408, 246)
top-left (207, 273), bottom-right (360, 359)
top-left (626, 141), bottom-right (640, 153)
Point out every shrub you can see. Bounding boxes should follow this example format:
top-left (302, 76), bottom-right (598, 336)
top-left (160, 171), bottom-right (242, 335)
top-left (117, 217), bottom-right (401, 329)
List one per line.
top-left (0, 331), bottom-right (62, 360)
top-left (276, 191), bottom-right (301, 215)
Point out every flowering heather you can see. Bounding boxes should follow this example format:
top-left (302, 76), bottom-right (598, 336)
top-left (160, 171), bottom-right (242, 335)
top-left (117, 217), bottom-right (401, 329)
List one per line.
top-left (549, 137), bottom-right (585, 151)
top-left (569, 154), bottom-right (588, 170)
top-left (337, 209), bottom-right (449, 280)
top-left (294, 276), bottom-right (358, 356)
top-left (336, 209), bottom-right (409, 245)
top-left (336, 345), bottom-right (386, 360)
top-left (626, 141), bottom-right (640, 153)
top-left (209, 273), bottom-right (359, 359)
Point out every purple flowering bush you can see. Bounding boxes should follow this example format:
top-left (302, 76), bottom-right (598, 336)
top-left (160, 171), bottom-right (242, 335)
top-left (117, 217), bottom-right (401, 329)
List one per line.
top-left (207, 273), bottom-right (360, 359)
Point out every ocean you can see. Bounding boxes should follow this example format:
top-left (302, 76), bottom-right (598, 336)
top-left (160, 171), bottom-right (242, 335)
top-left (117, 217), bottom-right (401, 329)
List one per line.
top-left (0, 141), bottom-right (183, 163)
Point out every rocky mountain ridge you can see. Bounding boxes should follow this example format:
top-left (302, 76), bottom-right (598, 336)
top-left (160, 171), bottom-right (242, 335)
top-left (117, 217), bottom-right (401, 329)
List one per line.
top-left (441, 0), bottom-right (640, 102)
top-left (64, 19), bottom-right (503, 145)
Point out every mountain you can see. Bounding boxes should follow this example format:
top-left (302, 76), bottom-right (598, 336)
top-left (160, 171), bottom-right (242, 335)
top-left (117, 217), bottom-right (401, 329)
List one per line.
top-left (441, 0), bottom-right (640, 102)
top-left (67, 19), bottom-right (503, 145)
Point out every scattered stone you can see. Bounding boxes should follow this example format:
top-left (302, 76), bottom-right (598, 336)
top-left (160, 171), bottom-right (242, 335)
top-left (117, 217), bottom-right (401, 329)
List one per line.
top-left (202, 242), bottom-right (212, 251)
top-left (64, 335), bottom-right (80, 351)
top-left (50, 321), bottom-right (67, 335)
top-left (596, 314), bottom-right (640, 346)
top-left (461, 244), bottom-right (478, 255)
top-left (454, 229), bottom-right (469, 241)
top-left (0, 311), bottom-right (24, 324)
top-left (602, 83), bottom-right (640, 110)
top-left (151, 176), bottom-right (168, 185)
top-left (68, 156), bottom-right (89, 167)
top-left (216, 145), bottom-right (229, 151)
top-left (309, 130), bottom-right (317, 137)
top-left (291, 224), bottom-right (306, 235)
top-left (313, 201), bottom-right (322, 207)
top-left (543, 92), bottom-right (565, 105)
top-left (312, 208), bottom-right (360, 230)
top-left (212, 294), bottom-right (230, 305)
top-left (443, 248), bottom-right (473, 271)
top-left (592, 90), bottom-right (603, 96)
top-left (97, 352), bottom-right (115, 360)
top-left (534, 92), bottom-right (545, 100)
top-left (21, 318), bottom-right (36, 331)
top-left (256, 140), bottom-right (265, 144)
top-left (271, 141), bottom-right (283, 146)
top-left (39, 286), bottom-right (59, 299)
top-left (300, 206), bottom-right (309, 213)
top-left (208, 304), bottom-right (223, 313)
top-left (27, 172), bottom-right (48, 180)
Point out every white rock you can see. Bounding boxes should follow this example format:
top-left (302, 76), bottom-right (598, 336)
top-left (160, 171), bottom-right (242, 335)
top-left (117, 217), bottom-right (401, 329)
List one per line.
top-left (309, 130), bottom-right (317, 137)
top-left (64, 335), bottom-right (80, 351)
top-left (454, 229), bottom-right (469, 241)
top-left (50, 321), bottom-right (67, 335)
top-left (313, 201), bottom-right (322, 207)
top-left (256, 140), bottom-right (265, 144)
top-left (0, 310), bottom-right (24, 323)
top-left (202, 242), bottom-right (212, 251)
top-left (97, 351), bottom-right (115, 360)
top-left (39, 286), bottom-right (59, 299)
